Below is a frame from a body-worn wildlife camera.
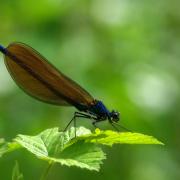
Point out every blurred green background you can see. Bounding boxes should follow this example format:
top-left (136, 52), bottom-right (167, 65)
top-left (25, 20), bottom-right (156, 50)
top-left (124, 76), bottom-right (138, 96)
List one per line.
top-left (0, 0), bottom-right (180, 179)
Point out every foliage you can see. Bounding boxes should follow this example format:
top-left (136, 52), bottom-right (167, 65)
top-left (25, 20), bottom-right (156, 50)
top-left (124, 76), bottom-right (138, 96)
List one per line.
top-left (0, 127), bottom-right (163, 172)
top-left (12, 161), bottom-right (23, 180)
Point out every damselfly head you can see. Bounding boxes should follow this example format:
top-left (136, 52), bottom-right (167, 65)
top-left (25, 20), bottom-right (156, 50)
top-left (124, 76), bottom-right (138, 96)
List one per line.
top-left (110, 110), bottom-right (120, 122)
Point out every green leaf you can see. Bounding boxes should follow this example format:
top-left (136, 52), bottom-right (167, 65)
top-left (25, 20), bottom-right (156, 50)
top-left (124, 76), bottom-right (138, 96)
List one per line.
top-left (12, 161), bottom-right (23, 180)
top-left (0, 126), bottom-right (164, 171)
top-left (0, 139), bottom-right (20, 157)
top-left (74, 129), bottom-right (164, 146)
top-left (14, 127), bottom-right (105, 171)
top-left (46, 141), bottom-right (105, 171)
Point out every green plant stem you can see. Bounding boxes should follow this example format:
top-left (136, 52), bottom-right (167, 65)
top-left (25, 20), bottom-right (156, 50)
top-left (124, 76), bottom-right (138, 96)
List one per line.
top-left (40, 162), bottom-right (54, 180)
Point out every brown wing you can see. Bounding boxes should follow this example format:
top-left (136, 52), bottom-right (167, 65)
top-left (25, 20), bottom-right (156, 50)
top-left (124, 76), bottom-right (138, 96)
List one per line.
top-left (4, 42), bottom-right (94, 106)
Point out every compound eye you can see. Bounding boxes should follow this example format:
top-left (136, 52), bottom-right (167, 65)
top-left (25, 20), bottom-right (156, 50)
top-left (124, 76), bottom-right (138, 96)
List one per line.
top-left (113, 112), bottom-right (120, 120)
top-left (114, 114), bottom-right (118, 119)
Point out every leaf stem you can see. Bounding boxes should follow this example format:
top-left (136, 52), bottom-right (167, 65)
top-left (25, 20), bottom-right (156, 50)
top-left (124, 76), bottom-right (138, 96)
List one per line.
top-left (40, 162), bottom-right (54, 180)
